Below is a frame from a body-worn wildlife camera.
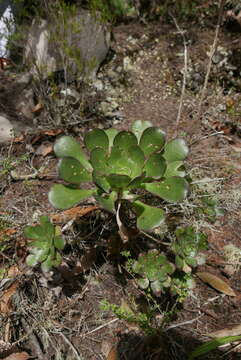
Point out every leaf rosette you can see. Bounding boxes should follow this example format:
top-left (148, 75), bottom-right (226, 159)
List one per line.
top-left (48, 121), bottom-right (189, 231)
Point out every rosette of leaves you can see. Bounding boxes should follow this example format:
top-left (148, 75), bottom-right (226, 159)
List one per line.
top-left (48, 120), bottom-right (189, 232)
top-left (24, 216), bottom-right (65, 272)
top-left (132, 250), bottom-right (175, 297)
top-left (172, 226), bottom-right (208, 273)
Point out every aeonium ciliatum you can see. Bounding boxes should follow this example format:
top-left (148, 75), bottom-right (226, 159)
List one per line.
top-left (48, 120), bottom-right (189, 233)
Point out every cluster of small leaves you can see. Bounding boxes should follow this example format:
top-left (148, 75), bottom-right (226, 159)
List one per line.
top-left (170, 273), bottom-right (195, 302)
top-left (48, 120), bottom-right (189, 232)
top-left (24, 216), bottom-right (65, 272)
top-left (132, 250), bottom-right (175, 297)
top-left (199, 196), bottom-right (224, 223)
top-left (172, 226), bottom-right (208, 272)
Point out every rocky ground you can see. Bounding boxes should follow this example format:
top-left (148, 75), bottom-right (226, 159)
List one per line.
top-left (0, 8), bottom-right (241, 360)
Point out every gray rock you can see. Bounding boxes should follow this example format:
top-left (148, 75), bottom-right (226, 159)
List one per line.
top-left (24, 9), bottom-right (110, 82)
top-left (0, 115), bottom-right (14, 143)
top-left (15, 87), bottom-right (35, 120)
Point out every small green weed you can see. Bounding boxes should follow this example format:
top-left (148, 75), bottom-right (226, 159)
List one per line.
top-left (0, 154), bottom-right (29, 176)
top-left (24, 216), bottom-right (65, 272)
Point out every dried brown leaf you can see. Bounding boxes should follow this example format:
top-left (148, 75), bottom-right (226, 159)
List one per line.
top-left (50, 205), bottom-right (98, 223)
top-left (35, 143), bottom-right (53, 157)
top-left (32, 103), bottom-right (44, 113)
top-left (106, 347), bottom-right (118, 360)
top-left (0, 281), bottom-right (19, 314)
top-left (208, 324), bottom-right (241, 338)
top-left (197, 272), bottom-right (236, 296)
top-left (3, 352), bottom-right (30, 360)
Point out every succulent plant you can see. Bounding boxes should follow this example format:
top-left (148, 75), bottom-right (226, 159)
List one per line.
top-left (171, 226), bottom-right (207, 272)
top-left (48, 120), bottom-right (189, 232)
top-left (132, 250), bottom-right (175, 297)
top-left (24, 216), bottom-right (65, 272)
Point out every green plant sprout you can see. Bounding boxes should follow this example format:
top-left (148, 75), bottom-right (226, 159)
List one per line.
top-left (172, 226), bottom-right (208, 272)
top-left (48, 120), bottom-right (189, 233)
top-left (24, 216), bottom-right (65, 272)
top-left (132, 250), bottom-right (175, 297)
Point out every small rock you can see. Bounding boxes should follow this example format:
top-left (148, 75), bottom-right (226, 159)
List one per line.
top-left (0, 115), bottom-right (14, 143)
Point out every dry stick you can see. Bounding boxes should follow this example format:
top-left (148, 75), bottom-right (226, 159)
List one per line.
top-left (196, 0), bottom-right (225, 122)
top-left (170, 14), bottom-right (188, 137)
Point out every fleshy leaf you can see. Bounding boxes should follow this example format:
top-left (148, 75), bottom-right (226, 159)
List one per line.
top-left (58, 157), bottom-right (91, 183)
top-left (105, 128), bottom-right (118, 149)
top-left (95, 191), bottom-right (117, 213)
top-left (132, 120), bottom-right (153, 141)
top-left (106, 174), bottom-right (131, 190)
top-left (48, 184), bottom-right (95, 210)
top-left (54, 136), bottom-right (91, 171)
top-left (139, 127), bottom-right (166, 156)
top-left (84, 129), bottom-right (109, 152)
top-left (41, 255), bottom-right (54, 272)
top-left (133, 200), bottom-right (165, 231)
top-left (137, 278), bottom-right (149, 290)
top-left (92, 171), bottom-right (110, 192)
top-left (163, 138), bottom-right (188, 162)
top-left (144, 153), bottom-right (166, 178)
top-left (108, 146), bottom-right (132, 176)
top-left (113, 131), bottom-right (138, 150)
top-left (164, 161), bottom-right (186, 178)
top-left (145, 177), bottom-right (189, 202)
top-left (150, 280), bottom-right (163, 296)
top-left (54, 235), bottom-right (65, 250)
top-left (90, 147), bottom-right (109, 174)
top-left (24, 216), bottom-right (54, 242)
top-left (26, 254), bottom-right (40, 267)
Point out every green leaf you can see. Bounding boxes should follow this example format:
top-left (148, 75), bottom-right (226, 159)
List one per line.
top-left (132, 120), bottom-right (153, 141)
top-left (163, 263), bottom-right (175, 274)
top-left (24, 225), bottom-right (46, 241)
top-left (54, 235), bottom-right (65, 250)
top-left (137, 277), bottom-right (149, 290)
top-left (145, 177), bottom-right (189, 202)
top-left (90, 147), bottom-right (109, 174)
top-left (51, 252), bottom-right (62, 267)
top-left (84, 129), bottom-right (109, 152)
top-left (95, 191), bottom-right (117, 213)
top-left (133, 200), bottom-right (165, 231)
top-left (26, 254), bottom-right (40, 267)
top-left (164, 161), bottom-right (186, 178)
top-left (108, 146), bottom-right (131, 176)
top-left (188, 335), bottom-right (241, 360)
top-left (92, 171), bottom-right (110, 192)
top-left (175, 255), bottom-right (184, 270)
top-left (29, 239), bottom-right (50, 249)
top-left (48, 184), bottom-right (95, 209)
top-left (139, 127), bottom-right (166, 156)
top-left (108, 145), bottom-right (145, 179)
top-left (163, 138), bottom-right (188, 162)
top-left (127, 174), bottom-right (146, 189)
top-left (58, 157), bottom-right (91, 183)
top-left (150, 280), bottom-right (163, 296)
top-left (54, 136), bottom-right (91, 171)
top-left (113, 131), bottom-right (138, 150)
top-left (105, 128), bottom-right (118, 149)
top-left (24, 216), bottom-right (54, 243)
top-left (41, 255), bottom-right (54, 272)
top-left (106, 174), bottom-right (131, 190)
top-left (144, 153), bottom-right (166, 178)
top-left (27, 248), bottom-right (49, 266)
